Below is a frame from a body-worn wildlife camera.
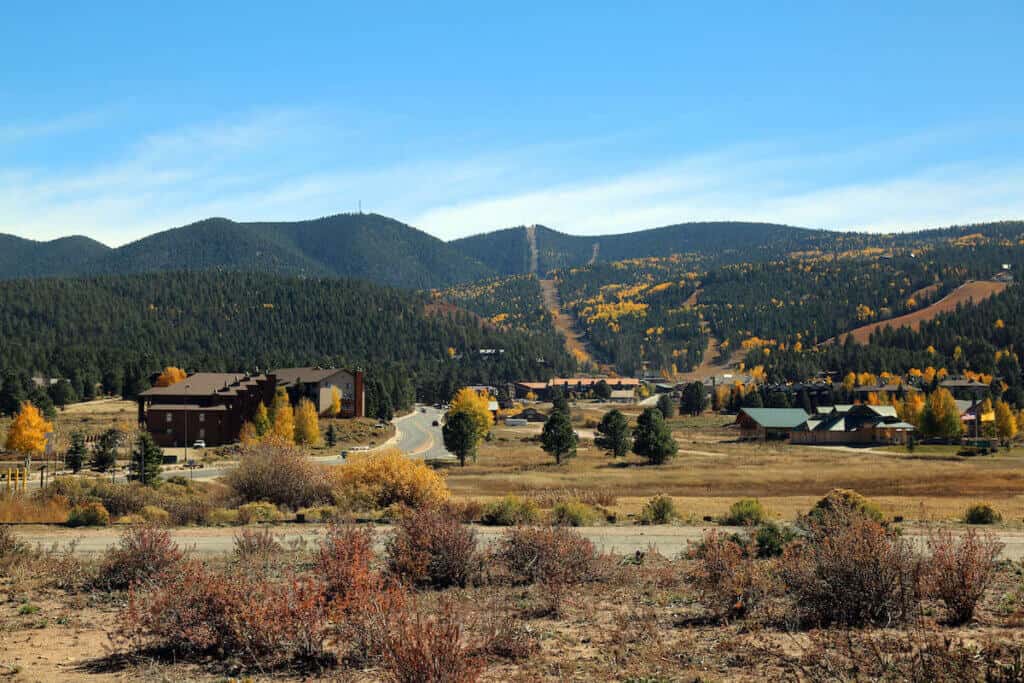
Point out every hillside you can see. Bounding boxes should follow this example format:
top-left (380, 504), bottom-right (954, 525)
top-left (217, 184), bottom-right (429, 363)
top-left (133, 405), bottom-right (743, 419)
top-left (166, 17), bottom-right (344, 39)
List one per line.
top-left (452, 221), bottom-right (836, 275)
top-left (0, 234), bottom-right (111, 279)
top-left (0, 214), bottom-right (495, 290)
top-left (0, 271), bottom-right (574, 406)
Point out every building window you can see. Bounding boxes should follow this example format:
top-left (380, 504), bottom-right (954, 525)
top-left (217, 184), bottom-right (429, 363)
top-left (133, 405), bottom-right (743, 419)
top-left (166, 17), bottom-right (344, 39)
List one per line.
top-left (166, 413), bottom-right (172, 423)
top-left (198, 428), bottom-right (205, 439)
top-left (166, 428), bottom-right (173, 435)
top-left (199, 413), bottom-right (205, 423)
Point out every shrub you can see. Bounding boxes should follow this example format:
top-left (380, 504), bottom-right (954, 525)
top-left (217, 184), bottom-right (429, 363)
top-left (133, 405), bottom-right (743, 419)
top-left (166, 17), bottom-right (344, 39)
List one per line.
top-left (752, 521), bottom-right (797, 558)
top-left (0, 493), bottom-right (70, 523)
top-left (386, 506), bottom-right (480, 588)
top-left (205, 507), bottom-right (240, 525)
top-left (317, 524), bottom-right (377, 601)
top-left (0, 525), bottom-right (25, 560)
top-left (498, 526), bottom-right (598, 585)
top-left (443, 499), bottom-right (484, 523)
top-left (965, 502), bottom-right (1002, 525)
top-left (233, 527), bottom-right (283, 563)
top-left (780, 512), bottom-right (920, 627)
top-left (550, 500), bottom-right (600, 526)
top-left (237, 501), bottom-right (282, 524)
top-left (225, 443), bottom-right (333, 509)
top-left (98, 525), bottom-right (183, 590)
top-left (480, 496), bottom-right (538, 526)
top-left (721, 498), bottom-right (768, 526)
top-left (689, 530), bottom-right (775, 620)
top-left (639, 495), bottom-right (678, 525)
top-left (379, 598), bottom-right (484, 683)
top-left (528, 487), bottom-right (617, 508)
top-left (806, 488), bottom-right (884, 525)
top-left (67, 502), bottom-right (110, 527)
top-left (123, 561), bottom-right (332, 668)
top-left (925, 528), bottom-right (1004, 625)
top-left (330, 449), bottom-right (449, 510)
top-left (139, 505), bottom-right (171, 526)
top-left (298, 505), bottom-right (342, 522)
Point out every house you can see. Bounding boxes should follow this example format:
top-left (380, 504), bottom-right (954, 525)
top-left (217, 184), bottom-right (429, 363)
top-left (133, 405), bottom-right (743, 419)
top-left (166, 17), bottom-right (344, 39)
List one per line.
top-left (792, 404), bottom-right (915, 445)
top-left (137, 373), bottom-right (277, 447)
top-left (271, 367), bottom-right (365, 418)
top-left (515, 377), bottom-right (640, 400)
top-left (956, 399), bottom-right (995, 437)
top-left (735, 408), bottom-right (809, 441)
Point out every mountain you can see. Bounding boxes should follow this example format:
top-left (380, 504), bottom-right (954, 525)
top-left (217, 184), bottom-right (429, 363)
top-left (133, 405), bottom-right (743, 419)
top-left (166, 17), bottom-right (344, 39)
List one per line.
top-left (0, 234), bottom-right (112, 279)
top-left (451, 221), bottom-right (834, 275)
top-left (0, 214), bottom-right (495, 290)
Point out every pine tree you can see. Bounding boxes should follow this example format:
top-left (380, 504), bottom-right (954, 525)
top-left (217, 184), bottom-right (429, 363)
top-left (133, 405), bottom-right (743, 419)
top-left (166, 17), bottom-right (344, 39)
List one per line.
top-left (129, 431), bottom-right (164, 486)
top-left (326, 423), bottom-right (337, 447)
top-left (66, 431), bottom-right (87, 473)
top-left (541, 410), bottom-right (577, 465)
top-left (656, 393), bottom-right (677, 419)
top-left (443, 410), bottom-right (478, 466)
top-left (90, 429), bottom-right (121, 472)
top-left (595, 409), bottom-right (631, 458)
top-left (632, 407), bottom-right (678, 465)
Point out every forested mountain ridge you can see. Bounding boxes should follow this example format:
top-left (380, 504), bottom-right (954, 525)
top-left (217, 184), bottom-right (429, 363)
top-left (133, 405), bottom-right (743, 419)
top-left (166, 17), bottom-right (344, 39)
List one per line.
top-left (0, 213), bottom-right (496, 289)
top-left (0, 234), bottom-right (112, 279)
top-left (0, 271), bottom-right (575, 409)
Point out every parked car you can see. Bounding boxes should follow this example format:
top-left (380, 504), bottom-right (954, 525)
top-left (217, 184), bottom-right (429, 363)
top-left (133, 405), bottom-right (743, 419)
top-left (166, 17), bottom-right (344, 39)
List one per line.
top-left (192, 440), bottom-right (206, 449)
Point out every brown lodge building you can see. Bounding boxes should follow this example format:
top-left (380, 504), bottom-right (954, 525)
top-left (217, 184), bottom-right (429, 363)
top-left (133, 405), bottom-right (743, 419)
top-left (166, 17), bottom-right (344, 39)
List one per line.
top-left (137, 367), bottom-right (365, 447)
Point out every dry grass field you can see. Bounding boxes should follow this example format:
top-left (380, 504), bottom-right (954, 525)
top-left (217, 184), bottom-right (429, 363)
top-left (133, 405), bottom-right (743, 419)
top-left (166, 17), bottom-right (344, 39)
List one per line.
top-left (443, 411), bottom-right (1024, 523)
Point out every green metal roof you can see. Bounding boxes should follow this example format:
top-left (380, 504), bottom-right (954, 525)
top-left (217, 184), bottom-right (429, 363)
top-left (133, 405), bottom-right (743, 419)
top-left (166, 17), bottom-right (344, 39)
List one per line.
top-left (739, 408), bottom-right (809, 429)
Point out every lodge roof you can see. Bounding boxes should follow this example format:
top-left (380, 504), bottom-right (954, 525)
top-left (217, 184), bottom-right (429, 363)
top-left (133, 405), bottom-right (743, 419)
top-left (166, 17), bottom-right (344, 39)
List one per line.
top-left (738, 408), bottom-right (810, 429)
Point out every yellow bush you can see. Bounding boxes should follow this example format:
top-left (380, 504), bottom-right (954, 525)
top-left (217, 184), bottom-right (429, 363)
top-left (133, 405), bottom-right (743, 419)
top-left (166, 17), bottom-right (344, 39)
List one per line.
top-left (330, 448), bottom-right (449, 510)
top-left (140, 505), bottom-right (172, 526)
top-left (205, 507), bottom-right (240, 526)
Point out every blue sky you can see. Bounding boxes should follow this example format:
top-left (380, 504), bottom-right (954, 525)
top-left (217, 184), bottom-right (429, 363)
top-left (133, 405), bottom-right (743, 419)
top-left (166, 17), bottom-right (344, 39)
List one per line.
top-left (3, 2), bottom-right (1024, 245)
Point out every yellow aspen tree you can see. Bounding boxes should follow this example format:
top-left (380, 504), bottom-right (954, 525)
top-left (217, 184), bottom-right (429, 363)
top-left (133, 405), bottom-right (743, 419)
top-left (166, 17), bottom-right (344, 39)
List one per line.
top-left (155, 366), bottom-right (187, 387)
top-left (270, 388), bottom-right (295, 443)
top-left (239, 421), bottom-right (261, 446)
top-left (330, 386), bottom-right (342, 417)
top-left (994, 400), bottom-right (1018, 444)
top-left (253, 401), bottom-right (271, 436)
top-left (294, 398), bottom-right (322, 446)
top-left (449, 387), bottom-right (494, 443)
top-left (5, 401), bottom-right (53, 455)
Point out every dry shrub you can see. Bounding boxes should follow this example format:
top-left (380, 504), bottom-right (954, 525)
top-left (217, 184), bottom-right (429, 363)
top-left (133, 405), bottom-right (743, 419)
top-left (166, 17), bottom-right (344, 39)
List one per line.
top-left (330, 449), bottom-right (449, 511)
top-left (444, 499), bottom-right (484, 523)
top-left (689, 530), bottom-right (777, 621)
top-left (0, 493), bottom-right (70, 523)
top-left (791, 626), bottom-right (1024, 683)
top-left (720, 498), bottom-right (768, 526)
top-left (205, 507), bottom-right (240, 525)
top-left (925, 527), bottom-right (1003, 625)
top-left (480, 496), bottom-right (538, 526)
top-left (378, 598), bottom-right (484, 683)
top-left (41, 478), bottom-right (213, 525)
top-left (550, 500), bottom-right (601, 526)
top-left (498, 526), bottom-right (598, 586)
top-left (965, 502), bottom-right (1002, 525)
top-left (226, 443), bottom-right (333, 509)
top-left (98, 525), bottom-right (183, 591)
top-left (639, 494), bottom-right (678, 525)
top-left (233, 527), bottom-right (283, 564)
top-left (237, 501), bottom-right (282, 524)
top-left (480, 611), bottom-right (540, 661)
top-left (67, 501), bottom-right (110, 526)
top-left (123, 561), bottom-right (332, 668)
top-left (139, 505), bottom-right (171, 526)
top-left (386, 506), bottom-right (480, 588)
top-left (528, 487), bottom-right (616, 508)
top-left (806, 488), bottom-right (884, 525)
top-left (781, 512), bottom-right (920, 627)
top-left (316, 523), bottom-right (376, 601)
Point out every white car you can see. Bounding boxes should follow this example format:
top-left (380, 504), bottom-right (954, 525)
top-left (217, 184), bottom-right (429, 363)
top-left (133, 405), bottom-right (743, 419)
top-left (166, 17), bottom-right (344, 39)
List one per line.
top-left (192, 440), bottom-right (206, 449)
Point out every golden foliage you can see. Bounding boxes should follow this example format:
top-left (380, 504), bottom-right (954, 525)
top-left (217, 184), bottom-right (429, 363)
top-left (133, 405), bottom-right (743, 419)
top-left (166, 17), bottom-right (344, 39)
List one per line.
top-left (154, 366), bottom-right (187, 387)
top-left (330, 386), bottom-right (342, 417)
top-left (994, 400), bottom-right (1018, 441)
top-left (270, 387), bottom-right (294, 443)
top-left (449, 387), bottom-right (494, 443)
top-left (4, 401), bottom-right (53, 455)
top-left (330, 448), bottom-right (449, 510)
top-left (294, 398), bottom-right (322, 446)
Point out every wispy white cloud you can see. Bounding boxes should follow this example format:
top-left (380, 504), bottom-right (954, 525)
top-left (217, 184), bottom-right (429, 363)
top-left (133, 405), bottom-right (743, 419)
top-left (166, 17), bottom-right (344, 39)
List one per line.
top-left (1, 109), bottom-right (1022, 246)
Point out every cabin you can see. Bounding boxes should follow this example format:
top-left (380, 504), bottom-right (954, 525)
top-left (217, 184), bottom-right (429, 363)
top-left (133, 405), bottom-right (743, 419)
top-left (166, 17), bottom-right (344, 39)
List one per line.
top-left (735, 408), bottom-right (809, 441)
top-left (791, 404), bottom-right (915, 445)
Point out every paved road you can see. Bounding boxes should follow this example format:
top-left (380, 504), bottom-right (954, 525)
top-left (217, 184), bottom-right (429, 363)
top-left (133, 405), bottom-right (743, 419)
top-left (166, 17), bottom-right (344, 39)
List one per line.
top-left (13, 524), bottom-right (1024, 560)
